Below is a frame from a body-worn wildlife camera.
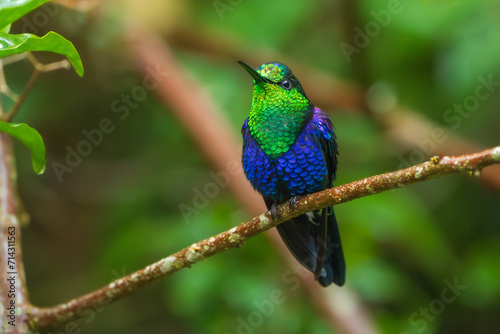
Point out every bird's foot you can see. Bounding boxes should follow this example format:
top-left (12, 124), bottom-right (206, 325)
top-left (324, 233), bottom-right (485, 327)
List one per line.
top-left (269, 203), bottom-right (282, 220)
top-left (269, 196), bottom-right (302, 220)
top-left (288, 196), bottom-right (302, 211)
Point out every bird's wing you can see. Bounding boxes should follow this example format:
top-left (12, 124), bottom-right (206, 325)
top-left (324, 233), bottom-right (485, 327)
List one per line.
top-left (313, 108), bottom-right (345, 286)
top-left (314, 108), bottom-right (338, 184)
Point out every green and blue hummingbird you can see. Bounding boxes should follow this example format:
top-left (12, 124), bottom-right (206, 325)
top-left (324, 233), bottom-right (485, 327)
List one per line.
top-left (239, 61), bottom-right (345, 287)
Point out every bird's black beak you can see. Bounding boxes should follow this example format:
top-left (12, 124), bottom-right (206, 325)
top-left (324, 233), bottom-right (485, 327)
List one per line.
top-left (238, 61), bottom-right (272, 84)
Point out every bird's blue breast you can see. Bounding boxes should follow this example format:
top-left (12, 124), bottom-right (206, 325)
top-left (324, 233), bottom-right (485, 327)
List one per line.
top-left (242, 108), bottom-right (335, 202)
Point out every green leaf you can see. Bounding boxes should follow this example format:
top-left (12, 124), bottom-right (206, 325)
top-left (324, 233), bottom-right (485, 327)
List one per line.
top-left (0, 0), bottom-right (50, 30)
top-left (0, 31), bottom-right (84, 76)
top-left (1, 23), bottom-right (11, 34)
top-left (0, 120), bottom-right (46, 174)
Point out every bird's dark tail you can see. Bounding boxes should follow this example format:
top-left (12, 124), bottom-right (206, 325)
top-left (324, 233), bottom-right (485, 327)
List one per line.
top-left (272, 204), bottom-right (346, 287)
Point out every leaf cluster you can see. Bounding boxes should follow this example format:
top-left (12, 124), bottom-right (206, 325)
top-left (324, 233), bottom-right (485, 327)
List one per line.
top-left (0, 0), bottom-right (83, 174)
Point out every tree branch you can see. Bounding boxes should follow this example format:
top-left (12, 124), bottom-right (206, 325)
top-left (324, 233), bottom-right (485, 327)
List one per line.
top-left (0, 134), bottom-right (31, 334)
top-left (28, 145), bottom-right (500, 331)
top-left (126, 29), bottom-right (376, 334)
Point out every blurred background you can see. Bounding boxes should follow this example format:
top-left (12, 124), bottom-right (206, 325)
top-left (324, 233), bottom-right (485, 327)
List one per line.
top-left (6, 0), bottom-right (500, 333)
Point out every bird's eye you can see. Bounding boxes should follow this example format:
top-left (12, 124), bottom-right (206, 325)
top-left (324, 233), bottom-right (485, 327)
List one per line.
top-left (280, 78), bottom-right (291, 90)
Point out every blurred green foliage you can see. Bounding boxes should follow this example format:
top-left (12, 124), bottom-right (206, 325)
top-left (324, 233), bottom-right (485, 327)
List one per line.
top-left (5, 0), bottom-right (500, 333)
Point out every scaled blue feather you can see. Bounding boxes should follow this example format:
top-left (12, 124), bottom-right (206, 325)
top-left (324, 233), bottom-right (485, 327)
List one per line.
top-left (242, 107), bottom-right (335, 202)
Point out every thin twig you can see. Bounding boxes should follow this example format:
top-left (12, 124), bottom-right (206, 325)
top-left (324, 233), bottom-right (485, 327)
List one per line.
top-left (0, 61), bottom-right (19, 116)
top-left (28, 146), bottom-right (500, 331)
top-left (3, 68), bottom-right (41, 122)
top-left (0, 54), bottom-right (26, 66)
top-left (2, 53), bottom-right (72, 122)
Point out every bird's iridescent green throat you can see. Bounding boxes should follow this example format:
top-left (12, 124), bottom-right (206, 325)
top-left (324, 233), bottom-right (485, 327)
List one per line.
top-left (239, 61), bottom-right (313, 158)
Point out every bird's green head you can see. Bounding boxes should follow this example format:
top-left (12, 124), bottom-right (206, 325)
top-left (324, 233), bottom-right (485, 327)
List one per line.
top-left (238, 61), bottom-right (313, 157)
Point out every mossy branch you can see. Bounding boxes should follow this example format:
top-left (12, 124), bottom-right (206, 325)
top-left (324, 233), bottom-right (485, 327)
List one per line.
top-left (28, 146), bottom-right (500, 331)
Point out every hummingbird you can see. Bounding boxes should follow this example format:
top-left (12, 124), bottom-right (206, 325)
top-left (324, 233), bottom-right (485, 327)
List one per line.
top-left (238, 61), bottom-right (346, 287)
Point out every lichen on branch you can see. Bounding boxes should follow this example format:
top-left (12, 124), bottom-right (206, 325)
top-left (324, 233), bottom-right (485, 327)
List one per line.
top-left (28, 145), bottom-right (500, 331)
